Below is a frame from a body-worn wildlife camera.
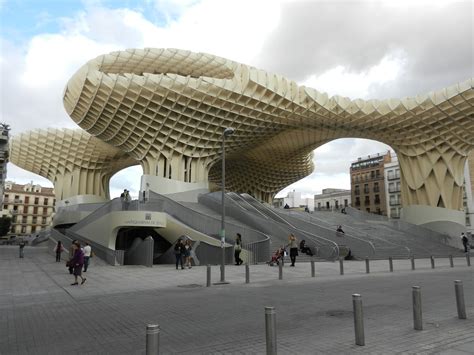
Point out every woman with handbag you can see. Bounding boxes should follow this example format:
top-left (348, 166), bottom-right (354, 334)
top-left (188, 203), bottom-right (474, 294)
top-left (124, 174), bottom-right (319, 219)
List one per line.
top-left (234, 233), bottom-right (243, 265)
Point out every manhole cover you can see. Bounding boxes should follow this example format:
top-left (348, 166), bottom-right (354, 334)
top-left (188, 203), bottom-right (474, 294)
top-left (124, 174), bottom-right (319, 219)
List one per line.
top-left (177, 284), bottom-right (203, 288)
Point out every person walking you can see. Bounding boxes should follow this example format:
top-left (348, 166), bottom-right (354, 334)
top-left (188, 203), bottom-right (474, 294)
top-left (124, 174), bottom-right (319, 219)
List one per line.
top-left (174, 239), bottom-right (185, 270)
top-left (461, 232), bottom-right (469, 253)
top-left (54, 241), bottom-right (66, 262)
top-left (83, 242), bottom-right (92, 272)
top-left (67, 240), bottom-right (77, 274)
top-left (184, 239), bottom-right (193, 268)
top-left (234, 233), bottom-right (243, 265)
top-left (18, 239), bottom-right (26, 258)
top-left (287, 234), bottom-right (298, 267)
top-left (70, 242), bottom-right (86, 286)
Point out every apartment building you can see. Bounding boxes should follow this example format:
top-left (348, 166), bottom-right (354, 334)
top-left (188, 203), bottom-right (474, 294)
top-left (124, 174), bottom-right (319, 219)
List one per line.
top-left (2, 181), bottom-right (55, 236)
top-left (314, 188), bottom-right (351, 211)
top-left (0, 124), bottom-right (9, 206)
top-left (384, 160), bottom-right (402, 219)
top-left (350, 151), bottom-right (391, 215)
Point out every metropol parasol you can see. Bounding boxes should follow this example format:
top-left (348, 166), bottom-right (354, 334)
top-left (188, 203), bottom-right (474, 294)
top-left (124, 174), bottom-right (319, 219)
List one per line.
top-left (10, 48), bottom-right (474, 232)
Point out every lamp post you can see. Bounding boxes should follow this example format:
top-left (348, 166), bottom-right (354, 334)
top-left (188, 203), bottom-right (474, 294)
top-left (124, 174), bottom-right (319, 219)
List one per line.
top-left (220, 127), bottom-right (234, 283)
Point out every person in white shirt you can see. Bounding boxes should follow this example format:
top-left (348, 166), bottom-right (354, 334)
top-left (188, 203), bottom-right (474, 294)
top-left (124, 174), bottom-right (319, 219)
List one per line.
top-left (83, 242), bottom-right (92, 272)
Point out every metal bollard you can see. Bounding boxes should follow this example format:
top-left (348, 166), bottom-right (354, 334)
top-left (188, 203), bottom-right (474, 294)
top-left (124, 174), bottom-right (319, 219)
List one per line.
top-left (365, 258), bottom-right (370, 274)
top-left (265, 307), bottom-right (277, 355)
top-left (206, 265), bottom-right (211, 287)
top-left (466, 253), bottom-right (471, 267)
top-left (245, 264), bottom-right (250, 284)
top-left (454, 280), bottom-right (467, 319)
top-left (449, 255), bottom-right (454, 268)
top-left (311, 259), bottom-right (315, 277)
top-left (146, 324), bottom-right (160, 355)
top-left (389, 257), bottom-right (393, 272)
top-left (412, 286), bottom-right (423, 330)
top-left (411, 256), bottom-right (415, 270)
top-left (278, 262), bottom-right (283, 280)
top-left (430, 256), bottom-right (435, 269)
top-left (352, 294), bottom-right (365, 346)
top-left (339, 258), bottom-right (344, 275)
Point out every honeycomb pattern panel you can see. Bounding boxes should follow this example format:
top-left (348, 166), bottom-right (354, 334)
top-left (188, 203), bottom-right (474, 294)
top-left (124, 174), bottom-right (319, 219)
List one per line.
top-left (9, 128), bottom-right (137, 200)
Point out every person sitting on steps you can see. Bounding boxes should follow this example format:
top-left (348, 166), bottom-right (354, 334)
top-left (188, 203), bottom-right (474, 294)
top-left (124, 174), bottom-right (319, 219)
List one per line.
top-left (299, 239), bottom-right (313, 256)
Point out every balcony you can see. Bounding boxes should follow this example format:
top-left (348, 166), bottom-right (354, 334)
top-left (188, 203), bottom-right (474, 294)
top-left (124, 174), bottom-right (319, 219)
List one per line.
top-left (364, 189), bottom-right (370, 194)
top-left (389, 200), bottom-right (401, 206)
top-left (388, 187), bottom-right (400, 193)
top-left (387, 174), bottom-right (400, 181)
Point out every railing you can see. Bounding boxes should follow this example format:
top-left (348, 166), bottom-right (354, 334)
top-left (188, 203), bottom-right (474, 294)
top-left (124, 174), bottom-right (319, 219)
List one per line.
top-left (200, 192), bottom-right (339, 261)
top-left (148, 192), bottom-right (271, 263)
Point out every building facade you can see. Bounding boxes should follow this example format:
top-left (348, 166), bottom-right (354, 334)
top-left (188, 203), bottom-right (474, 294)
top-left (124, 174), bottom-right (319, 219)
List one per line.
top-left (350, 151), bottom-right (391, 215)
top-left (273, 190), bottom-right (314, 210)
top-left (2, 181), bottom-right (55, 236)
top-left (384, 160), bottom-right (402, 219)
top-left (0, 124), bottom-right (10, 206)
top-left (314, 188), bottom-right (351, 211)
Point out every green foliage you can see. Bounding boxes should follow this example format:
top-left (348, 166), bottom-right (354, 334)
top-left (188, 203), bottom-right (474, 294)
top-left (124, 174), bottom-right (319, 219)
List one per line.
top-left (0, 216), bottom-right (12, 236)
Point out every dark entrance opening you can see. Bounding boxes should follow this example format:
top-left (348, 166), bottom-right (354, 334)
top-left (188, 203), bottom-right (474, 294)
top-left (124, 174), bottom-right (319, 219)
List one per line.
top-left (115, 227), bottom-right (171, 264)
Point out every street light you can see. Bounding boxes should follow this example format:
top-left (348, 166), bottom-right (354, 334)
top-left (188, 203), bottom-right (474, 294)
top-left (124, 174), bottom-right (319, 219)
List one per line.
top-left (220, 127), bottom-right (234, 283)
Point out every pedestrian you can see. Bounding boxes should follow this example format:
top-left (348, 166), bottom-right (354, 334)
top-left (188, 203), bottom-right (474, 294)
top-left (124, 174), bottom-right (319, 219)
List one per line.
top-left (19, 239), bottom-right (26, 258)
top-left (174, 239), bottom-right (185, 270)
top-left (54, 240), bottom-right (66, 262)
top-left (299, 239), bottom-right (313, 256)
top-left (336, 225), bottom-right (345, 234)
top-left (120, 189), bottom-right (128, 210)
top-left (67, 240), bottom-right (77, 274)
top-left (287, 234), bottom-right (298, 266)
top-left (184, 238), bottom-right (193, 269)
top-left (461, 232), bottom-right (469, 253)
top-left (234, 233), bottom-right (243, 265)
top-left (70, 242), bottom-right (86, 286)
top-left (83, 242), bottom-right (92, 272)
top-left (125, 190), bottom-right (131, 210)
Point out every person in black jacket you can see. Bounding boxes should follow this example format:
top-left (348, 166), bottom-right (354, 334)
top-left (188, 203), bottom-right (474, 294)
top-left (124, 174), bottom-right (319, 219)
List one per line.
top-left (174, 239), bottom-right (185, 270)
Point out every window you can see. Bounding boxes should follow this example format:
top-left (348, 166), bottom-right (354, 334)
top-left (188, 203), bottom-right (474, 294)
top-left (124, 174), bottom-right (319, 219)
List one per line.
top-left (22, 216), bottom-right (27, 223)
top-left (33, 206), bottom-right (38, 214)
top-left (24, 196), bottom-right (29, 204)
top-left (34, 197), bottom-right (39, 205)
top-left (42, 217), bottom-right (47, 224)
top-left (326, 201), bottom-right (330, 209)
top-left (354, 185), bottom-right (360, 195)
top-left (21, 226), bottom-right (26, 233)
top-left (375, 170), bottom-right (380, 178)
top-left (3, 205), bottom-right (6, 210)
top-left (44, 198), bottom-right (48, 206)
top-left (374, 182), bottom-right (380, 193)
top-left (364, 196), bottom-right (370, 204)
top-left (374, 194), bottom-right (380, 204)
top-left (355, 197), bottom-right (360, 206)
top-left (364, 184), bottom-right (369, 194)
top-left (32, 217), bottom-right (37, 224)
top-left (371, 171), bottom-right (375, 179)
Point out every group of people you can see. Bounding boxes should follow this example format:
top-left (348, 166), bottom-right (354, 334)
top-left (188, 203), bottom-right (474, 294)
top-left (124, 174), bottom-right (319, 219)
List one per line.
top-left (174, 238), bottom-right (194, 269)
top-left (54, 240), bottom-right (92, 286)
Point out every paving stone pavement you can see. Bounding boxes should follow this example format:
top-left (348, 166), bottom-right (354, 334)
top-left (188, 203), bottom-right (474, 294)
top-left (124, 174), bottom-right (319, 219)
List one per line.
top-left (0, 246), bottom-right (473, 354)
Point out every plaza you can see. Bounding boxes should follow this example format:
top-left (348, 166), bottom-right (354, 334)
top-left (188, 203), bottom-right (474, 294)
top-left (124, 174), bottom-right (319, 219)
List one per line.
top-left (1, 246), bottom-right (472, 354)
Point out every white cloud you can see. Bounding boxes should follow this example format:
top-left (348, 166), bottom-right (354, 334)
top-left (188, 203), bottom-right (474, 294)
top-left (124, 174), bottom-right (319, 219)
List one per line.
top-left (301, 51), bottom-right (407, 99)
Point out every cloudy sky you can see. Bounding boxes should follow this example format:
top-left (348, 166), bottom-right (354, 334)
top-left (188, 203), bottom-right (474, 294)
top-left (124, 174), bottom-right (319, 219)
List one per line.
top-left (1, 0), bottom-right (472, 199)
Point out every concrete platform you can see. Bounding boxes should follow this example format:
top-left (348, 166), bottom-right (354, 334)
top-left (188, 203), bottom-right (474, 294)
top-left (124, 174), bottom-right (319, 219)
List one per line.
top-left (1, 246), bottom-right (473, 354)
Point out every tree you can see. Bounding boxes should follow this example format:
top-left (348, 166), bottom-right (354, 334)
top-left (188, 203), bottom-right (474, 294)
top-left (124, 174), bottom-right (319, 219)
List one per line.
top-left (0, 216), bottom-right (12, 236)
